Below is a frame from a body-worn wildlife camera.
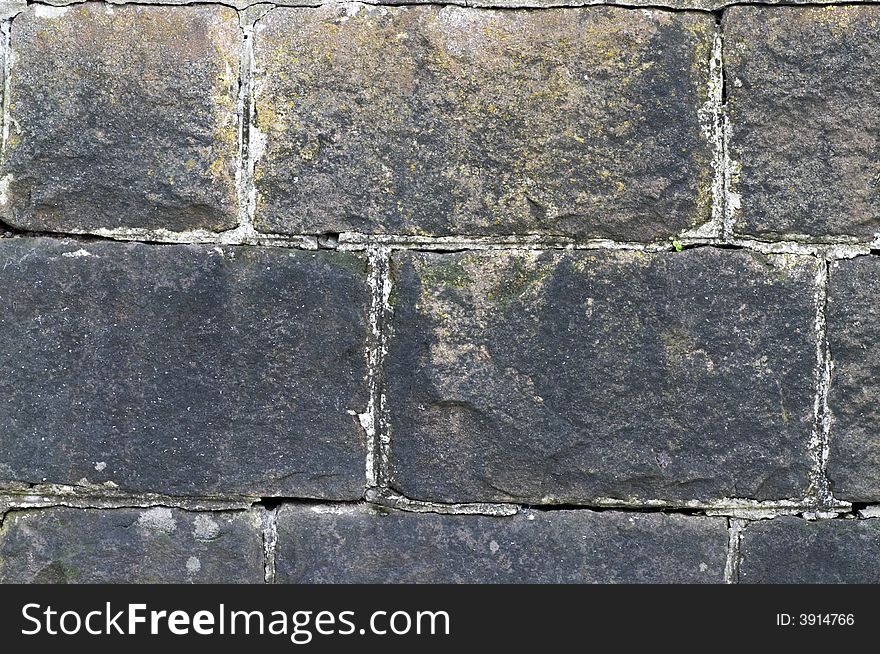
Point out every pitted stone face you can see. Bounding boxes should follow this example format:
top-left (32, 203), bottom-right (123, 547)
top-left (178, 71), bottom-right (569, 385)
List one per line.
top-left (251, 5), bottom-right (715, 241)
top-left (387, 248), bottom-right (818, 504)
top-left (0, 508), bottom-right (264, 584)
top-left (739, 517), bottom-right (880, 583)
top-left (827, 257), bottom-right (880, 502)
top-left (0, 239), bottom-right (370, 498)
top-left (274, 505), bottom-right (729, 583)
top-left (725, 6), bottom-right (880, 240)
top-left (0, 4), bottom-right (242, 233)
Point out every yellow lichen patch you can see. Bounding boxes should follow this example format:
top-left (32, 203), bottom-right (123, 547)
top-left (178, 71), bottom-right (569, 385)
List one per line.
top-left (204, 11), bottom-right (241, 208)
top-left (254, 96), bottom-right (285, 137)
top-left (251, 6), bottom-right (711, 236)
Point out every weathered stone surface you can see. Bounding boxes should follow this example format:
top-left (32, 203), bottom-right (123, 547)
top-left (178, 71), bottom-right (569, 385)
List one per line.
top-left (275, 505), bottom-right (727, 583)
top-left (725, 6), bottom-right (880, 239)
top-left (0, 239), bottom-right (368, 498)
top-left (1, 4), bottom-right (241, 233)
top-left (826, 258), bottom-right (880, 502)
top-left (0, 0), bottom-right (24, 20)
top-left (388, 248), bottom-right (816, 504)
top-left (739, 516), bottom-right (880, 583)
top-left (252, 5), bottom-right (714, 240)
top-left (0, 507), bottom-right (263, 583)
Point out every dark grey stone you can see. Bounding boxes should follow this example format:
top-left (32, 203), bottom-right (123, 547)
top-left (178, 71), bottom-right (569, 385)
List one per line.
top-left (0, 507), bottom-right (263, 583)
top-left (387, 248), bottom-right (817, 504)
top-left (252, 6), bottom-right (714, 240)
top-left (725, 6), bottom-right (880, 239)
top-left (739, 516), bottom-right (880, 584)
top-left (1, 4), bottom-right (241, 232)
top-left (0, 238), bottom-right (368, 498)
top-left (275, 505), bottom-right (728, 583)
top-left (827, 257), bottom-right (880, 502)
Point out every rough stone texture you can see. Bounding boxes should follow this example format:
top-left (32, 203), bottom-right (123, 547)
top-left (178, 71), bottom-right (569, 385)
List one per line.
top-left (826, 257), bottom-right (880, 502)
top-left (725, 6), bottom-right (880, 239)
top-left (0, 0), bottom-right (24, 20)
top-left (0, 507), bottom-right (263, 583)
top-left (275, 505), bottom-right (727, 583)
top-left (388, 249), bottom-right (817, 504)
top-left (1, 4), bottom-right (241, 233)
top-left (252, 5), bottom-right (714, 240)
top-left (739, 517), bottom-right (880, 584)
top-left (0, 239), bottom-right (368, 498)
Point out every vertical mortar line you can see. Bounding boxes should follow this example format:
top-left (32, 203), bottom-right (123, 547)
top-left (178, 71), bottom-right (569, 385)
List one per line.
top-left (261, 504), bottom-right (279, 584)
top-left (723, 518), bottom-right (745, 584)
top-left (234, 11), bottom-right (252, 235)
top-left (705, 21), bottom-right (726, 240)
top-left (363, 246), bottom-right (392, 490)
top-left (377, 248), bottom-right (393, 487)
top-left (718, 9), bottom-right (741, 245)
top-left (1, 17), bottom-right (13, 170)
top-left (233, 5), bottom-right (271, 240)
top-left (809, 256), bottom-right (834, 507)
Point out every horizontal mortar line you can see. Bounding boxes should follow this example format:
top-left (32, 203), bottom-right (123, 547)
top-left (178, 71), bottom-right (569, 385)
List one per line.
top-left (721, 0), bottom-right (880, 9)
top-left (366, 488), bottom-right (520, 516)
top-left (0, 487), bottom-right (259, 508)
top-left (338, 233), bottom-right (873, 256)
top-left (1, 228), bottom-right (877, 259)
top-left (0, 226), bottom-right (318, 248)
top-left (3, 490), bottom-right (877, 521)
top-left (21, 0), bottom-right (880, 16)
top-left (20, 0), bottom-right (257, 14)
top-left (370, 486), bottom-right (856, 517)
top-left (344, 495), bottom-right (875, 522)
top-left (19, 0), bottom-right (711, 14)
top-left (0, 497), bottom-right (256, 512)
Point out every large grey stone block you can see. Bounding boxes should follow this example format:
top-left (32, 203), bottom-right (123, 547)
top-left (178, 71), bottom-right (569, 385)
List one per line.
top-left (725, 6), bottom-right (880, 239)
top-left (1, 4), bottom-right (241, 232)
top-left (0, 239), bottom-right (368, 499)
top-left (739, 516), bottom-right (880, 583)
top-left (387, 248), bottom-right (817, 504)
top-left (0, 507), bottom-right (263, 583)
top-left (275, 505), bottom-right (728, 583)
top-left (252, 5), bottom-right (714, 240)
top-left (827, 257), bottom-right (880, 501)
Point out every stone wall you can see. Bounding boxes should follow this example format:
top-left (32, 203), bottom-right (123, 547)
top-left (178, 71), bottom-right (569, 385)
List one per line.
top-left (0, 0), bottom-right (878, 583)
